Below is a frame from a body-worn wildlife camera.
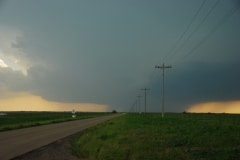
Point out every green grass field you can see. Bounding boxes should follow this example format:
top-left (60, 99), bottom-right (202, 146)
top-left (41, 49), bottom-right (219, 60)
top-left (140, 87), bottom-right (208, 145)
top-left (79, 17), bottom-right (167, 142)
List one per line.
top-left (0, 111), bottom-right (111, 132)
top-left (72, 113), bottom-right (240, 160)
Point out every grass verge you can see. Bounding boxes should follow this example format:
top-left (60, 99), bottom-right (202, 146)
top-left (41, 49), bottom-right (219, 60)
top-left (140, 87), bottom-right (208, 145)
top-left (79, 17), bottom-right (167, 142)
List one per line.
top-left (71, 113), bottom-right (240, 160)
top-left (0, 111), bottom-right (111, 132)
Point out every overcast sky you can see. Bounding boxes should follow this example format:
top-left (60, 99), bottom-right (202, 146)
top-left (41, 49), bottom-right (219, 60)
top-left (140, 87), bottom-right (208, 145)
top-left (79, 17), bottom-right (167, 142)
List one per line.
top-left (0, 0), bottom-right (240, 112)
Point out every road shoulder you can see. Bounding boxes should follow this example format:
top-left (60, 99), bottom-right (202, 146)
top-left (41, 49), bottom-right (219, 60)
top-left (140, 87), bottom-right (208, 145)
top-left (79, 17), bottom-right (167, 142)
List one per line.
top-left (12, 134), bottom-right (80, 160)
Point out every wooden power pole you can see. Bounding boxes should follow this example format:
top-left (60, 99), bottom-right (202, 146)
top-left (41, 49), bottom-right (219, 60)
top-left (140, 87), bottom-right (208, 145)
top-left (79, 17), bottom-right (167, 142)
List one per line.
top-left (155, 63), bottom-right (172, 118)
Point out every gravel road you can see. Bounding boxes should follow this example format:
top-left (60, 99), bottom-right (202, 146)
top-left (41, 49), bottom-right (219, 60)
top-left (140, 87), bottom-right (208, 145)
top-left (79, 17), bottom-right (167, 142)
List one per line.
top-left (0, 114), bottom-right (120, 160)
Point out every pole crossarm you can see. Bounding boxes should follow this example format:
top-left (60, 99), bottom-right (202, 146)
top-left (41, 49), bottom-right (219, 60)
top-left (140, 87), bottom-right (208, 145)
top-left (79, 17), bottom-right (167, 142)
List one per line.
top-left (155, 64), bottom-right (172, 69)
top-left (155, 63), bottom-right (172, 118)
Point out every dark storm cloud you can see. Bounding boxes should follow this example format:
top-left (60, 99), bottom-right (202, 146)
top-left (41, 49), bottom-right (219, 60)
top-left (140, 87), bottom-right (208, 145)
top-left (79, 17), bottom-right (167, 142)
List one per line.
top-left (0, 0), bottom-right (239, 112)
top-left (155, 59), bottom-right (240, 112)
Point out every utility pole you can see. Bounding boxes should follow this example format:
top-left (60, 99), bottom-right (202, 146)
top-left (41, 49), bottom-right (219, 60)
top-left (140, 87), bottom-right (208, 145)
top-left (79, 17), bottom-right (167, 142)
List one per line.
top-left (155, 63), bottom-right (172, 118)
top-left (141, 88), bottom-right (150, 114)
top-left (137, 95), bottom-right (142, 114)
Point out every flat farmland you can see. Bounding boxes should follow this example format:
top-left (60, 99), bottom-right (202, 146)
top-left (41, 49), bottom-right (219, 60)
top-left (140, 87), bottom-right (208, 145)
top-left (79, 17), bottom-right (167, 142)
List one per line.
top-left (72, 113), bottom-right (240, 160)
top-left (0, 111), bottom-right (111, 132)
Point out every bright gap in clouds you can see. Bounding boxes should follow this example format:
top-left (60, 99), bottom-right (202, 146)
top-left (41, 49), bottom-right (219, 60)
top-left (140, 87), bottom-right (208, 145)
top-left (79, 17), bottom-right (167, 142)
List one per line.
top-left (0, 59), bottom-right (8, 68)
top-left (187, 101), bottom-right (240, 114)
top-left (0, 26), bottom-right (28, 76)
top-left (0, 55), bottom-right (28, 76)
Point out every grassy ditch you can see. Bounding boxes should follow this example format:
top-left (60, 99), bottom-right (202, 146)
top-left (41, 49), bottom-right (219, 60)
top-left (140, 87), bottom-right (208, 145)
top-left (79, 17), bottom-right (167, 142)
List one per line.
top-left (72, 113), bottom-right (240, 160)
top-left (0, 111), bottom-right (111, 131)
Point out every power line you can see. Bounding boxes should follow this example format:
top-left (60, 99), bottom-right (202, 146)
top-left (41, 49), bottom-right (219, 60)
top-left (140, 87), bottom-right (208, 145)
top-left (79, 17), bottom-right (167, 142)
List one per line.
top-left (163, 0), bottom-right (208, 63)
top-left (165, 0), bottom-right (221, 63)
top-left (155, 64), bottom-right (172, 118)
top-left (183, 4), bottom-right (240, 59)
